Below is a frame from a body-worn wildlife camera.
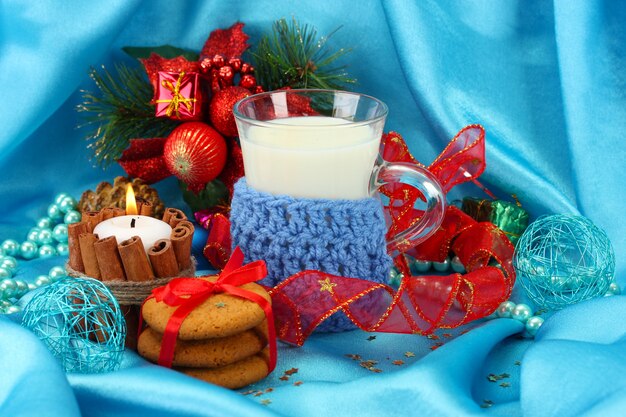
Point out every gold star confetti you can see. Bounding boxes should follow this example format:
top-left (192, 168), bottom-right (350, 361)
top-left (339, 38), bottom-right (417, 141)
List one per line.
top-left (480, 400), bottom-right (494, 408)
top-left (514, 361), bottom-right (521, 366)
top-left (241, 390), bottom-right (255, 396)
top-left (265, 388), bottom-right (274, 393)
top-left (487, 374), bottom-right (499, 382)
top-left (254, 391), bottom-right (264, 397)
top-left (260, 399), bottom-right (272, 406)
top-left (404, 351), bottom-right (415, 358)
top-left (359, 360), bottom-right (378, 369)
top-left (279, 376), bottom-right (289, 381)
top-left (426, 334), bottom-right (439, 340)
top-left (284, 368), bottom-right (299, 376)
top-left (293, 381), bottom-right (303, 386)
top-left (392, 360), bottom-right (405, 366)
top-left (214, 302), bottom-right (226, 308)
top-left (318, 278), bottom-right (337, 294)
top-left (370, 368), bottom-right (382, 373)
top-left (345, 354), bottom-right (362, 361)
top-left (500, 382), bottom-right (511, 388)
top-left (367, 335), bottom-right (376, 341)
top-left (442, 333), bottom-right (452, 338)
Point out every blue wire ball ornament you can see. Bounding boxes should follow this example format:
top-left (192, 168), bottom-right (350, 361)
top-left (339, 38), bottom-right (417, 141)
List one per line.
top-left (513, 214), bottom-right (615, 311)
top-left (22, 277), bottom-right (126, 373)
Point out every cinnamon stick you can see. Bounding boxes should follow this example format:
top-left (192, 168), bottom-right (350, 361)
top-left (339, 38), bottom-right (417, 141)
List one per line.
top-left (118, 236), bottom-right (155, 282)
top-left (68, 222), bottom-right (88, 272)
top-left (81, 211), bottom-right (102, 233)
top-left (137, 199), bottom-right (154, 217)
top-left (148, 239), bottom-right (179, 278)
top-left (163, 208), bottom-right (187, 228)
top-left (101, 207), bottom-right (125, 220)
top-left (171, 222), bottom-right (194, 271)
top-left (78, 233), bottom-right (100, 280)
top-left (94, 236), bottom-right (126, 281)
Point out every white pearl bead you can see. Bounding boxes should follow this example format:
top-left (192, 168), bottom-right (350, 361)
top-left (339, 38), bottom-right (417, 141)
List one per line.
top-left (5, 305), bottom-right (21, 314)
top-left (450, 256), bottom-right (465, 273)
top-left (525, 316), bottom-right (544, 337)
top-left (432, 258), bottom-right (450, 272)
top-left (0, 279), bottom-right (16, 298)
top-left (496, 301), bottom-right (516, 318)
top-left (412, 260), bottom-right (432, 273)
top-left (511, 303), bottom-right (533, 322)
top-left (35, 276), bottom-right (51, 287)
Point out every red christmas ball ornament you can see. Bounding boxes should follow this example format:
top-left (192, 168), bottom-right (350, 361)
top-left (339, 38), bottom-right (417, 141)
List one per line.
top-left (209, 86), bottom-right (251, 137)
top-left (163, 122), bottom-right (228, 191)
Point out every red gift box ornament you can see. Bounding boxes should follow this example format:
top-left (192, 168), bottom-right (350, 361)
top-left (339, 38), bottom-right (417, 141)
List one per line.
top-left (155, 71), bottom-right (203, 121)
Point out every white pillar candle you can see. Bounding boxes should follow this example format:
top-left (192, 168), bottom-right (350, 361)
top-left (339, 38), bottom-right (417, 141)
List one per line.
top-left (93, 215), bottom-right (172, 254)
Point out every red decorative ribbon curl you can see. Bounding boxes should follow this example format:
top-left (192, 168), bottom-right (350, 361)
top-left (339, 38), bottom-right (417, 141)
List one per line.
top-left (144, 247), bottom-right (277, 371)
top-left (198, 125), bottom-right (516, 346)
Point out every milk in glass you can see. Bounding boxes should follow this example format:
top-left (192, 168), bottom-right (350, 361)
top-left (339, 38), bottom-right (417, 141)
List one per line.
top-left (239, 116), bottom-right (380, 200)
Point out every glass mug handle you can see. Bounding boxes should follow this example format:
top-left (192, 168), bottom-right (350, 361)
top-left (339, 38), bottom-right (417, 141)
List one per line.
top-left (370, 159), bottom-right (446, 255)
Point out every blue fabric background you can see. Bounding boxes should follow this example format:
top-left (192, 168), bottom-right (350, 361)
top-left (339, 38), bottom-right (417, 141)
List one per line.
top-left (1, 1), bottom-right (625, 416)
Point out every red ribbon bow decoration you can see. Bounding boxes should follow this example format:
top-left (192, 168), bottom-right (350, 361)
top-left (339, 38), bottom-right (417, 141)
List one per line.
top-left (146, 247), bottom-right (277, 371)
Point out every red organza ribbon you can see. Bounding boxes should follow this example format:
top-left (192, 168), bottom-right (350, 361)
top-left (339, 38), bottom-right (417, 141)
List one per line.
top-left (197, 125), bottom-right (516, 345)
top-left (145, 247), bottom-right (277, 370)
top-left (270, 207), bottom-right (514, 345)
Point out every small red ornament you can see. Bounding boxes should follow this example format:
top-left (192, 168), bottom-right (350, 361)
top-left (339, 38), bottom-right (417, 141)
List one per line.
top-left (209, 86), bottom-right (251, 137)
top-left (164, 122), bottom-right (228, 192)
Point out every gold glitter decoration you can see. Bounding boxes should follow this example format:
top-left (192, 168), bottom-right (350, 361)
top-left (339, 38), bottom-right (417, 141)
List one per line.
top-left (318, 278), bottom-right (337, 294)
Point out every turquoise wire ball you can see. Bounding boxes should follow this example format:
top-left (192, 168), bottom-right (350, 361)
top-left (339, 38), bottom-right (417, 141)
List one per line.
top-left (22, 277), bottom-right (126, 373)
top-left (513, 214), bottom-right (615, 311)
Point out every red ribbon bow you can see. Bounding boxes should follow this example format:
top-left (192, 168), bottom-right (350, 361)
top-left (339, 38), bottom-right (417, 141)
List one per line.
top-left (147, 247), bottom-right (276, 372)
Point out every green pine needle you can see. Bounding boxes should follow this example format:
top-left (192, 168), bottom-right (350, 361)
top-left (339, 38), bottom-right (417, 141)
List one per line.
top-left (251, 18), bottom-right (356, 91)
top-left (78, 64), bottom-right (179, 167)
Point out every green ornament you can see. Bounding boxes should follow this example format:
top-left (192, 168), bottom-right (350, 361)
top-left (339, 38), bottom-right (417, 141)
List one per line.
top-left (461, 197), bottom-right (529, 244)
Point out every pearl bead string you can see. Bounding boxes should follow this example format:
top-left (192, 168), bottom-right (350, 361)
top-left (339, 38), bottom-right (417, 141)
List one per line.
top-left (0, 193), bottom-right (78, 315)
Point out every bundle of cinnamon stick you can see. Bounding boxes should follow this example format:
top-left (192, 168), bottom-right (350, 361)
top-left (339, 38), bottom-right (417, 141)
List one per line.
top-left (67, 207), bottom-right (195, 349)
top-left (67, 207), bottom-right (195, 282)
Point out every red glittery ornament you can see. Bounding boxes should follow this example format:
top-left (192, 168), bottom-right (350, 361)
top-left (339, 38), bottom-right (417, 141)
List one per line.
top-left (200, 22), bottom-right (250, 61)
top-left (118, 137), bottom-right (171, 184)
top-left (140, 54), bottom-right (200, 91)
top-left (164, 122), bottom-right (228, 192)
top-left (209, 86), bottom-right (251, 137)
top-left (217, 139), bottom-right (245, 198)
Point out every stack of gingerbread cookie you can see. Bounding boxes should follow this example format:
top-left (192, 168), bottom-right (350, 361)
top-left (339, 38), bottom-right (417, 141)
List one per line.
top-left (138, 276), bottom-right (272, 389)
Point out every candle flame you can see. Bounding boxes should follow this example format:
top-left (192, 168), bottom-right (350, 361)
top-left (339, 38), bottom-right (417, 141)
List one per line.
top-left (126, 184), bottom-right (138, 215)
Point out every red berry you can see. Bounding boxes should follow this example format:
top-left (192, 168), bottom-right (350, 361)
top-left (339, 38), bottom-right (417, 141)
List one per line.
top-left (239, 74), bottom-right (256, 90)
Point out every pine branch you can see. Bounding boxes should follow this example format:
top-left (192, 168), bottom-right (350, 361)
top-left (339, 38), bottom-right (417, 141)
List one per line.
top-left (251, 17), bottom-right (356, 91)
top-left (78, 64), bottom-right (179, 167)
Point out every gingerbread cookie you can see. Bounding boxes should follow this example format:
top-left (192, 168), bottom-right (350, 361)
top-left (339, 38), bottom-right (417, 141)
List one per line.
top-left (138, 321), bottom-right (268, 368)
top-left (178, 348), bottom-right (270, 389)
top-left (142, 276), bottom-right (271, 340)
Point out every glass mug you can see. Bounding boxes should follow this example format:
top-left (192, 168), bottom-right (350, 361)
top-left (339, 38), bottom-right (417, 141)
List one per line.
top-left (233, 89), bottom-right (445, 252)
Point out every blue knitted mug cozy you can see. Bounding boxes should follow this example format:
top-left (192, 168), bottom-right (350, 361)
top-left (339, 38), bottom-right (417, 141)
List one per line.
top-left (229, 178), bottom-right (393, 332)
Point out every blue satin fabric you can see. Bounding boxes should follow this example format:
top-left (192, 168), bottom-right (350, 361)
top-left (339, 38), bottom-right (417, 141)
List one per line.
top-left (1, 1), bottom-right (625, 416)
